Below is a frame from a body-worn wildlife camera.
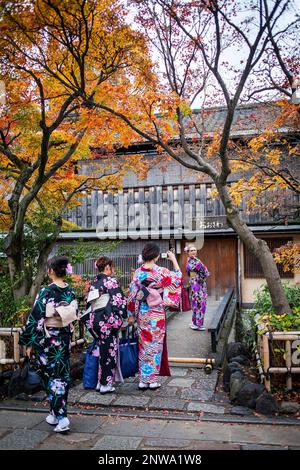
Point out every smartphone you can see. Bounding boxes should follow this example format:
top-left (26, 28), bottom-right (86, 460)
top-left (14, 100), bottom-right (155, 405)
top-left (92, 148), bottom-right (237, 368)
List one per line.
top-left (161, 253), bottom-right (168, 258)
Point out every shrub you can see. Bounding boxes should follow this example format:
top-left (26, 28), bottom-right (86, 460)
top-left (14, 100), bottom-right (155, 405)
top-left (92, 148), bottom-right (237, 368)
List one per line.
top-left (254, 282), bottom-right (300, 315)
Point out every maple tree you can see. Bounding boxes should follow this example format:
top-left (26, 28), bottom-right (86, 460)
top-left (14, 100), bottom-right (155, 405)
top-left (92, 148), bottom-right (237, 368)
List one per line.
top-left (0, 0), bottom-right (153, 302)
top-left (81, 0), bottom-right (299, 314)
top-left (228, 99), bottom-right (300, 274)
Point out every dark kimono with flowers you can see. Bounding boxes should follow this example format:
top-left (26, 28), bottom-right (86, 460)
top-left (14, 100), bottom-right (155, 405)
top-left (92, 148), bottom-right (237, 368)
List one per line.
top-left (19, 284), bottom-right (77, 419)
top-left (186, 257), bottom-right (210, 328)
top-left (85, 274), bottom-right (127, 387)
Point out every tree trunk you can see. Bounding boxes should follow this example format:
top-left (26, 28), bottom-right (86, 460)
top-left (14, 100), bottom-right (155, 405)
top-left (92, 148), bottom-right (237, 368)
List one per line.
top-left (216, 182), bottom-right (291, 314)
top-left (28, 239), bottom-right (57, 303)
top-left (4, 231), bottom-right (29, 301)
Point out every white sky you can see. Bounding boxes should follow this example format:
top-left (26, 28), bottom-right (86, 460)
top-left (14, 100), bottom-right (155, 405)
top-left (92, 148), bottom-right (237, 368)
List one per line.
top-left (126, 0), bottom-right (300, 108)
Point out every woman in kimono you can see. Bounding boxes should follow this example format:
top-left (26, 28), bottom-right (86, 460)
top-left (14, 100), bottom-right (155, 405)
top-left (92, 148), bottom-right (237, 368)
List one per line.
top-left (127, 242), bottom-right (182, 390)
top-left (85, 256), bottom-right (127, 394)
top-left (19, 256), bottom-right (77, 433)
top-left (185, 245), bottom-right (210, 331)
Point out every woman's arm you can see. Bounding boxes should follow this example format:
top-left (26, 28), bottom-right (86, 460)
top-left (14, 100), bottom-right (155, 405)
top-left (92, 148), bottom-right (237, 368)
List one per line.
top-left (167, 251), bottom-right (180, 271)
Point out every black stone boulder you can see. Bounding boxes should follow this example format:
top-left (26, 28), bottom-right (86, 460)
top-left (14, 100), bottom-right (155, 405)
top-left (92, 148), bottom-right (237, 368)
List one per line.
top-left (235, 383), bottom-right (265, 408)
top-left (229, 355), bottom-right (250, 366)
top-left (255, 392), bottom-right (278, 415)
top-left (223, 362), bottom-right (244, 392)
top-left (227, 342), bottom-right (250, 362)
top-left (230, 371), bottom-right (246, 402)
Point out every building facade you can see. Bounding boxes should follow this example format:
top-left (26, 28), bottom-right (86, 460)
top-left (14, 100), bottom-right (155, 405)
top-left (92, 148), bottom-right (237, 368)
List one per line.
top-left (57, 103), bottom-right (300, 306)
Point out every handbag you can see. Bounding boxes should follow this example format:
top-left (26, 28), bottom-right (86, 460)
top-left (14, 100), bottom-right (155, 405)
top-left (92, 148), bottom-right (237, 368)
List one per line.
top-left (8, 357), bottom-right (42, 397)
top-left (83, 340), bottom-right (99, 389)
top-left (119, 326), bottom-right (139, 379)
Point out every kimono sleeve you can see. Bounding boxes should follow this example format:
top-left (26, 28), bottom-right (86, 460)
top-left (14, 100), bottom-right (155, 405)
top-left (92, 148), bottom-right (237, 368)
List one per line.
top-left (104, 276), bottom-right (128, 319)
top-left (161, 268), bottom-right (183, 309)
top-left (159, 267), bottom-right (182, 288)
top-left (195, 260), bottom-right (210, 279)
top-left (19, 287), bottom-right (50, 349)
top-left (127, 275), bottom-right (139, 317)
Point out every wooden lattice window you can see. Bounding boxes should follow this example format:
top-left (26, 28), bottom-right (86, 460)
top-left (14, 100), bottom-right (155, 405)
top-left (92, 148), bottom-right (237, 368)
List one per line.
top-left (244, 237), bottom-right (294, 278)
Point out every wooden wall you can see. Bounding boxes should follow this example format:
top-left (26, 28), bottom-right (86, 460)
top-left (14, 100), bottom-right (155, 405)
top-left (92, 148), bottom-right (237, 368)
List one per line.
top-left (180, 237), bottom-right (238, 300)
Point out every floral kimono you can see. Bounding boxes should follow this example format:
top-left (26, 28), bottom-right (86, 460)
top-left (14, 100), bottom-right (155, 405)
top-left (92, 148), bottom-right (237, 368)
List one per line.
top-left (85, 274), bottom-right (127, 387)
top-left (19, 284), bottom-right (77, 419)
top-left (186, 257), bottom-right (210, 328)
top-left (127, 265), bottom-right (182, 384)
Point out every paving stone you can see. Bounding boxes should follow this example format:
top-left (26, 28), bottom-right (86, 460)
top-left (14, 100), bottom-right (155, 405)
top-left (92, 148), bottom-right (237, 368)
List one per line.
top-left (180, 388), bottom-right (213, 401)
top-left (92, 436), bottom-right (142, 450)
top-left (230, 406), bottom-right (253, 416)
top-left (70, 383), bottom-right (86, 392)
top-left (169, 367), bottom-right (189, 377)
top-left (189, 369), bottom-right (218, 381)
top-left (115, 383), bottom-right (140, 394)
top-left (78, 391), bottom-right (115, 405)
top-left (34, 414), bottom-right (105, 433)
top-left (0, 429), bottom-right (49, 450)
top-left (162, 421), bottom-right (231, 441)
top-left (30, 391), bottom-right (47, 402)
top-left (37, 434), bottom-right (100, 450)
top-left (230, 425), bottom-right (300, 447)
top-left (148, 397), bottom-right (186, 411)
top-left (113, 395), bottom-right (151, 407)
top-left (67, 389), bottom-right (86, 404)
top-left (188, 441), bottom-right (241, 450)
top-left (143, 438), bottom-right (194, 449)
top-left (159, 376), bottom-right (172, 384)
top-left (123, 376), bottom-right (137, 383)
top-left (241, 444), bottom-right (288, 450)
top-left (187, 402), bottom-right (225, 414)
top-left (168, 378), bottom-right (195, 388)
top-left (151, 387), bottom-right (179, 398)
top-left (55, 432), bottom-right (97, 444)
top-left (98, 417), bottom-right (167, 437)
top-left (0, 411), bottom-right (44, 429)
top-left (0, 429), bottom-right (9, 439)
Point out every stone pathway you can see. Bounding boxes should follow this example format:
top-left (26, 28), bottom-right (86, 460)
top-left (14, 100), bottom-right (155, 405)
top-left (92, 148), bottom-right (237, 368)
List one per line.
top-left (0, 409), bottom-right (299, 450)
top-left (4, 299), bottom-right (223, 417)
top-left (167, 299), bottom-right (221, 360)
top-left (66, 365), bottom-right (222, 413)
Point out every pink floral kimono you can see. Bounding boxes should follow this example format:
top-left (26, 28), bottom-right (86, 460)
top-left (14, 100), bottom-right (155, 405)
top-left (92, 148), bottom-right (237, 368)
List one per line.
top-left (127, 265), bottom-right (182, 384)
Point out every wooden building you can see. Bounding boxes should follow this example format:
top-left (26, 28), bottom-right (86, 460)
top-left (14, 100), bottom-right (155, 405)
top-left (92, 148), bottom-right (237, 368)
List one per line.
top-left (57, 103), bottom-right (300, 307)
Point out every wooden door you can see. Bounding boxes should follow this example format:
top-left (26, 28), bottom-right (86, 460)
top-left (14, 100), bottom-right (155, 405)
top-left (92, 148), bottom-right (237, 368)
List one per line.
top-left (180, 237), bottom-right (237, 299)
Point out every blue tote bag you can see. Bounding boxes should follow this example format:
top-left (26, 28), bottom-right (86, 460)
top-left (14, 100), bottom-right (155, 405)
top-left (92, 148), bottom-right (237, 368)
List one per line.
top-left (83, 340), bottom-right (99, 389)
top-left (119, 327), bottom-right (139, 379)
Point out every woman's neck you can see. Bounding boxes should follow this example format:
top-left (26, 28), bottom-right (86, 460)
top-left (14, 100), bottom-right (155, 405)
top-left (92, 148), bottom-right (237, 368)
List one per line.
top-left (51, 278), bottom-right (66, 287)
top-left (143, 261), bottom-right (156, 269)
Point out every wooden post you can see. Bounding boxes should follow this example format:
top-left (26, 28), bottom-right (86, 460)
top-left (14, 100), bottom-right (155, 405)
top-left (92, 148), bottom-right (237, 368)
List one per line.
top-left (262, 334), bottom-right (271, 391)
top-left (286, 340), bottom-right (292, 391)
top-left (13, 331), bottom-right (20, 363)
